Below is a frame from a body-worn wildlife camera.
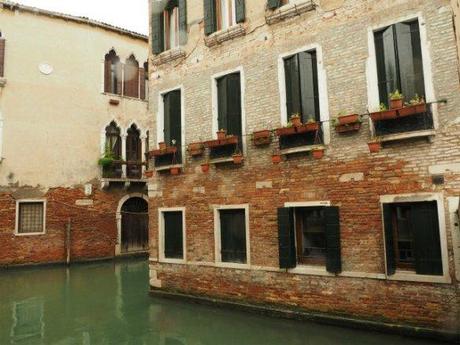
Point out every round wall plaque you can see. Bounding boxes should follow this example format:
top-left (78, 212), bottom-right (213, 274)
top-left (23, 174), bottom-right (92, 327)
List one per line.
top-left (39, 63), bottom-right (53, 75)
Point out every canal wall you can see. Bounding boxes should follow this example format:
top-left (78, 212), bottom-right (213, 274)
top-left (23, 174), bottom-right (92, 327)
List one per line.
top-left (147, 0), bottom-right (460, 338)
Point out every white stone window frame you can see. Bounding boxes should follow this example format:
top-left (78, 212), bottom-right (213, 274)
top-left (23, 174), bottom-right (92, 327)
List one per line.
top-left (15, 199), bottom-right (47, 236)
top-left (217, 0), bottom-right (237, 31)
top-left (158, 207), bottom-right (187, 264)
top-left (213, 204), bottom-right (251, 269)
top-left (380, 193), bottom-right (451, 284)
top-left (277, 44), bottom-right (331, 145)
top-left (366, 13), bottom-right (438, 135)
top-left (156, 85), bottom-right (186, 161)
top-left (211, 66), bottom-right (247, 155)
top-left (284, 201), bottom-right (334, 276)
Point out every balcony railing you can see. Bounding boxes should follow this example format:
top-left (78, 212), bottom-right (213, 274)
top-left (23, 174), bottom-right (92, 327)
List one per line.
top-left (102, 160), bottom-right (146, 179)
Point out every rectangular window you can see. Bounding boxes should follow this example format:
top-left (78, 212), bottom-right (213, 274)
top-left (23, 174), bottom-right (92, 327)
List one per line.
top-left (161, 89), bottom-right (182, 164)
top-left (218, 209), bottom-right (247, 264)
top-left (374, 20), bottom-right (425, 107)
top-left (217, 72), bottom-right (242, 138)
top-left (164, 4), bottom-right (180, 51)
top-left (383, 201), bottom-right (443, 276)
top-left (162, 210), bottom-right (184, 260)
top-left (216, 0), bottom-right (236, 31)
top-left (16, 201), bottom-right (45, 235)
top-left (278, 206), bottom-right (341, 273)
top-left (0, 35), bottom-right (5, 78)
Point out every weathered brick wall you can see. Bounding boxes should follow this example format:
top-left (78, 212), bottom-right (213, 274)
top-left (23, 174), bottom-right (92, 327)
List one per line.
top-left (148, 0), bottom-right (460, 332)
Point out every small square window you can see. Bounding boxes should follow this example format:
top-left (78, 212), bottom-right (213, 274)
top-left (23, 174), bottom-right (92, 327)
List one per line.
top-left (17, 202), bottom-right (45, 234)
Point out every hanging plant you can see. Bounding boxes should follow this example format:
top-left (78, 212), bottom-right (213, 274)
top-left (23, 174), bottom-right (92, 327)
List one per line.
top-left (98, 143), bottom-right (115, 167)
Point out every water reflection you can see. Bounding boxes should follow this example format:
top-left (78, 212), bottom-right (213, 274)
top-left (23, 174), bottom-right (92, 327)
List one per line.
top-left (0, 259), bottom-right (445, 345)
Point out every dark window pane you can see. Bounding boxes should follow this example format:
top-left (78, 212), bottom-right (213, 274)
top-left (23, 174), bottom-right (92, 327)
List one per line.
top-left (220, 209), bottom-right (247, 263)
top-left (284, 54), bottom-right (301, 120)
top-left (19, 203), bottom-right (44, 234)
top-left (299, 51), bottom-right (319, 122)
top-left (296, 208), bottom-right (326, 264)
top-left (164, 211), bottom-right (183, 259)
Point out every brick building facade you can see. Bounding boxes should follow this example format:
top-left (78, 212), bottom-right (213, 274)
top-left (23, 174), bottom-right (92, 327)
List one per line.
top-left (147, 0), bottom-right (460, 338)
top-left (0, 2), bottom-right (151, 266)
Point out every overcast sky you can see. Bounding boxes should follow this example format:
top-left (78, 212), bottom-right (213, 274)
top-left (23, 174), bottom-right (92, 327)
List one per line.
top-left (15, 0), bottom-right (149, 35)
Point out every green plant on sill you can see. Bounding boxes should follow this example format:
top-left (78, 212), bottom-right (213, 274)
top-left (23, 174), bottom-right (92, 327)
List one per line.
top-left (290, 113), bottom-right (301, 120)
top-left (379, 103), bottom-right (388, 111)
top-left (389, 89), bottom-right (403, 100)
top-left (409, 94), bottom-right (425, 105)
top-left (98, 143), bottom-right (115, 167)
top-left (285, 121), bottom-right (293, 128)
top-left (306, 118), bottom-right (316, 124)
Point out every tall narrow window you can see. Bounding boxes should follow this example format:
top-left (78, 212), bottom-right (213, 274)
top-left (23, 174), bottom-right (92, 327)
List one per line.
top-left (16, 201), bottom-right (45, 235)
top-left (204, 0), bottom-right (245, 35)
top-left (140, 61), bottom-right (148, 101)
top-left (218, 209), bottom-right (247, 264)
top-left (104, 50), bottom-right (121, 95)
top-left (284, 50), bottom-right (319, 123)
top-left (295, 208), bottom-right (326, 265)
top-left (383, 201), bottom-right (443, 276)
top-left (216, 0), bottom-right (236, 31)
top-left (217, 72), bottom-right (242, 139)
top-left (104, 122), bottom-right (122, 178)
top-left (374, 20), bottom-right (425, 107)
top-left (124, 55), bottom-right (139, 98)
top-left (164, 2), bottom-right (180, 50)
top-left (163, 89), bottom-right (182, 163)
top-left (162, 210), bottom-right (184, 260)
top-left (0, 32), bottom-right (5, 78)
top-left (126, 124), bottom-right (142, 179)
top-left (152, 0), bottom-right (187, 54)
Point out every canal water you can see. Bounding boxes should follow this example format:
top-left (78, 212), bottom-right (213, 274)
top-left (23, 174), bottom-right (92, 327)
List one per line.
top-left (0, 259), bottom-right (447, 345)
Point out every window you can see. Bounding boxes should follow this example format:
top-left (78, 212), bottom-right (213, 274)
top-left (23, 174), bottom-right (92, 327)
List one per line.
top-left (267, 0), bottom-right (289, 9)
top-left (0, 31), bottom-right (5, 78)
top-left (204, 0), bottom-right (245, 36)
top-left (383, 201), bottom-right (443, 276)
top-left (374, 20), bottom-right (425, 107)
top-left (162, 89), bottom-right (182, 164)
top-left (126, 124), bottom-right (142, 179)
top-left (217, 208), bottom-right (248, 264)
top-left (160, 209), bottom-right (185, 261)
top-left (124, 55), bottom-right (139, 98)
top-left (141, 61), bottom-right (148, 101)
top-left (152, 0), bottom-right (187, 54)
top-left (103, 121), bottom-right (122, 178)
top-left (16, 201), bottom-right (45, 235)
top-left (104, 49), bottom-right (121, 95)
top-left (278, 206), bottom-right (341, 273)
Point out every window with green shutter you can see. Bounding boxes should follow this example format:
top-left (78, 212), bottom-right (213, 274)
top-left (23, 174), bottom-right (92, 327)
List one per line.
top-left (204, 0), bottom-right (245, 35)
top-left (382, 201), bottom-right (443, 276)
top-left (152, 0), bottom-right (187, 54)
top-left (163, 89), bottom-right (182, 163)
top-left (163, 211), bottom-right (184, 259)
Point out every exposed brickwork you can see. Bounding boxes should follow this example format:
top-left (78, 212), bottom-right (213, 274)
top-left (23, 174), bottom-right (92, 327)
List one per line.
top-left (148, 0), bottom-right (460, 333)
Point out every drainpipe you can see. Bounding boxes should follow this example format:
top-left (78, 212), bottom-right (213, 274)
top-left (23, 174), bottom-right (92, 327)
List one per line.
top-left (66, 218), bottom-right (72, 265)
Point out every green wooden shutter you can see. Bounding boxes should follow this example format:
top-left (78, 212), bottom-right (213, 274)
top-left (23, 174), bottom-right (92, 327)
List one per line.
top-left (411, 202), bottom-right (443, 276)
top-left (204, 0), bottom-right (216, 36)
top-left (178, 0), bottom-right (188, 45)
top-left (169, 90), bottom-right (182, 162)
top-left (139, 68), bottom-right (146, 100)
top-left (383, 204), bottom-right (396, 276)
top-left (298, 51), bottom-right (319, 123)
top-left (217, 76), bottom-right (228, 131)
top-left (267, 0), bottom-right (281, 10)
top-left (152, 11), bottom-right (164, 54)
top-left (284, 55), bottom-right (301, 121)
top-left (325, 206), bottom-right (341, 274)
top-left (0, 38), bottom-right (5, 78)
top-left (394, 21), bottom-right (425, 102)
top-left (375, 26), bottom-right (398, 107)
top-left (163, 92), bottom-right (171, 146)
top-left (235, 0), bottom-right (245, 23)
top-left (278, 208), bottom-right (296, 269)
top-left (226, 73), bottom-right (242, 139)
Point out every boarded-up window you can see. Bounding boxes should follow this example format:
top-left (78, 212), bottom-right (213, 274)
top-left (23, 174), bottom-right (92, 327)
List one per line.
top-left (219, 209), bottom-right (247, 263)
top-left (17, 202), bottom-right (45, 234)
top-left (163, 211), bottom-right (184, 259)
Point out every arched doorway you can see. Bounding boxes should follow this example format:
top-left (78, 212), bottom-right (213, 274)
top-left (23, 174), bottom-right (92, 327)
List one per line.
top-left (120, 197), bottom-right (149, 253)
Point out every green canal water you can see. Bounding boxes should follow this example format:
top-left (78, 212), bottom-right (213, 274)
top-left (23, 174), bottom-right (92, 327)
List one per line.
top-left (0, 259), bottom-right (447, 345)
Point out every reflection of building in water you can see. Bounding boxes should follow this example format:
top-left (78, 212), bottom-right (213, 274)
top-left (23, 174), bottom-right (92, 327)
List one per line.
top-left (11, 298), bottom-right (44, 343)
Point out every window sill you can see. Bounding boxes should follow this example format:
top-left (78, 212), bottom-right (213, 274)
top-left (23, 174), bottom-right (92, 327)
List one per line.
top-left (100, 177), bottom-right (147, 189)
top-left (152, 47), bottom-right (186, 66)
top-left (14, 232), bottom-right (46, 237)
top-left (288, 265), bottom-right (334, 277)
top-left (0, 77), bottom-right (6, 87)
top-left (266, 1), bottom-right (315, 25)
top-left (215, 261), bottom-right (250, 270)
top-left (205, 24), bottom-right (246, 48)
top-left (154, 164), bottom-right (183, 172)
top-left (159, 258), bottom-right (187, 265)
top-left (388, 271), bottom-right (451, 284)
top-left (101, 92), bottom-right (147, 103)
top-left (209, 157), bottom-right (234, 165)
top-left (280, 144), bottom-right (325, 156)
top-left (378, 129), bottom-right (435, 143)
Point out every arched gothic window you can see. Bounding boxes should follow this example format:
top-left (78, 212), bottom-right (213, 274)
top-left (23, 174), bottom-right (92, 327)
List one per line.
top-left (126, 124), bottom-right (142, 178)
top-left (104, 49), bottom-right (121, 95)
top-left (124, 55), bottom-right (139, 98)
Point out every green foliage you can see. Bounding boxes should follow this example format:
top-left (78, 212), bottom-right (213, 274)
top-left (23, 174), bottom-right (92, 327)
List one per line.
top-left (409, 94), bottom-right (425, 105)
top-left (379, 103), bottom-right (388, 111)
top-left (98, 143), bottom-right (115, 167)
top-left (389, 89), bottom-right (403, 100)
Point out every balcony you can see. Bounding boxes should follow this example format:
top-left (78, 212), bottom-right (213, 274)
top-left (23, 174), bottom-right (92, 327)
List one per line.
top-left (101, 160), bottom-right (147, 188)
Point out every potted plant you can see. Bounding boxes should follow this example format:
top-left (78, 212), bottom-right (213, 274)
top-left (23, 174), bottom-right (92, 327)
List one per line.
top-left (217, 129), bottom-right (227, 140)
top-left (296, 118), bottom-right (320, 134)
top-left (290, 114), bottom-right (302, 127)
top-left (389, 90), bottom-right (404, 109)
top-left (188, 141), bottom-right (204, 156)
top-left (252, 129), bottom-right (271, 146)
top-left (336, 111), bottom-right (360, 125)
top-left (170, 166), bottom-right (180, 175)
top-left (98, 144), bottom-right (115, 167)
top-left (370, 103), bottom-right (397, 121)
top-left (275, 122), bottom-right (296, 136)
top-left (201, 161), bottom-right (210, 173)
top-left (232, 150), bottom-right (244, 164)
top-left (272, 149), bottom-right (281, 164)
top-left (398, 94), bottom-right (426, 117)
top-left (312, 147), bottom-right (325, 159)
top-left (144, 170), bottom-right (154, 178)
top-left (368, 138), bottom-right (382, 153)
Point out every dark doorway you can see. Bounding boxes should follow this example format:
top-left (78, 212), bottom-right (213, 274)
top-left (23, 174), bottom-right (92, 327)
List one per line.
top-left (121, 197), bottom-right (149, 253)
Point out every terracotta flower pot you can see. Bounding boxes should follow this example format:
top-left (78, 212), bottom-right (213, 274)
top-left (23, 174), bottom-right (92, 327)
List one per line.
top-left (252, 130), bottom-right (271, 146)
top-left (159, 142), bottom-right (167, 150)
top-left (296, 122), bottom-right (320, 134)
top-left (370, 110), bottom-right (397, 121)
top-left (217, 130), bottom-right (227, 140)
top-left (290, 116), bottom-right (301, 127)
top-left (312, 149), bottom-right (324, 159)
top-left (337, 114), bottom-right (359, 125)
top-left (397, 105), bottom-right (417, 117)
top-left (170, 167), bottom-right (180, 175)
top-left (188, 142), bottom-right (204, 156)
top-left (368, 142), bottom-right (381, 153)
top-left (415, 103), bottom-right (427, 114)
top-left (390, 98), bottom-right (404, 109)
top-left (275, 126), bottom-right (296, 137)
top-left (272, 154), bottom-right (281, 164)
top-left (201, 163), bottom-right (210, 173)
top-left (232, 154), bottom-right (243, 165)
top-left (144, 170), bottom-right (154, 178)
top-left (335, 122), bottom-right (361, 133)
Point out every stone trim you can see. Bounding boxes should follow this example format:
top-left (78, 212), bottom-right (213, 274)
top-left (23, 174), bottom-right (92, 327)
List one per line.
top-left (379, 129), bottom-right (436, 143)
top-left (152, 48), bottom-right (186, 66)
top-left (265, 1), bottom-right (316, 25)
top-left (204, 24), bottom-right (246, 48)
top-left (0, 77), bottom-right (6, 87)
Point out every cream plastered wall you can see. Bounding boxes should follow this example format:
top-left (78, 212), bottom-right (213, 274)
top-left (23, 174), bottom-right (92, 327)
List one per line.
top-left (0, 8), bottom-right (149, 188)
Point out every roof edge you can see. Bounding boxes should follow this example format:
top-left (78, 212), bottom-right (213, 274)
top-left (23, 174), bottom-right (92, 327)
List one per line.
top-left (0, 1), bottom-right (148, 42)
